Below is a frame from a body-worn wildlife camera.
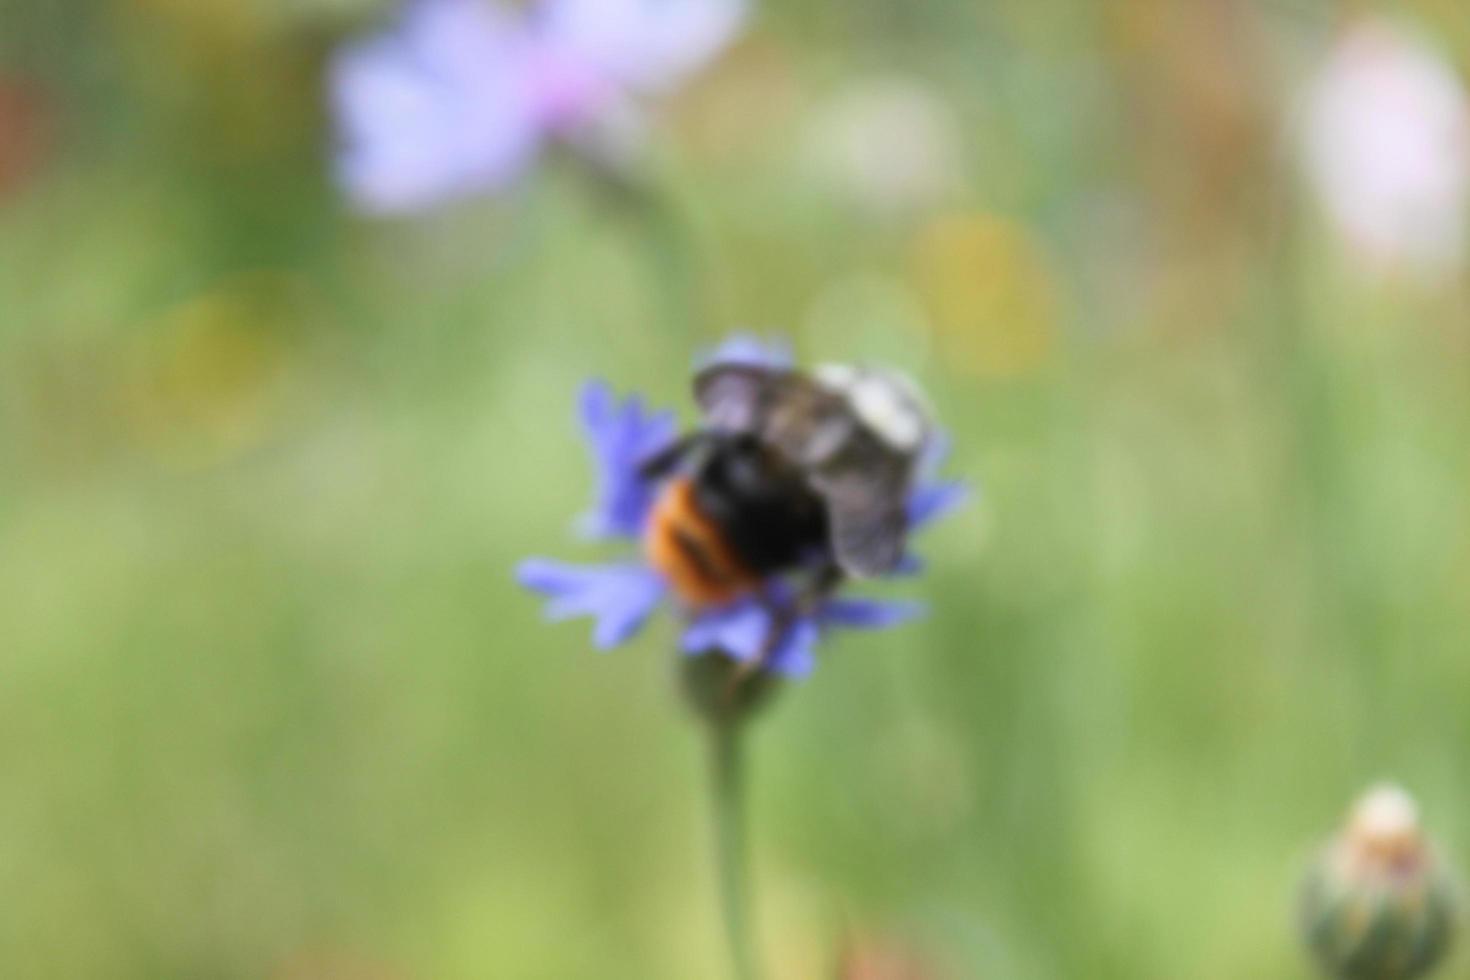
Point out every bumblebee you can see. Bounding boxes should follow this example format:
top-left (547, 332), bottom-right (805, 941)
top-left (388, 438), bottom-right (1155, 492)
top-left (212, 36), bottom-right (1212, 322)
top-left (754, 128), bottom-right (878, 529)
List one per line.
top-left (641, 360), bottom-right (932, 635)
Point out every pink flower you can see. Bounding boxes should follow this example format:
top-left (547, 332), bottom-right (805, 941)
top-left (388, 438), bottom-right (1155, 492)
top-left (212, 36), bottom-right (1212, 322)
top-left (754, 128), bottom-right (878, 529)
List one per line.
top-left (1300, 19), bottom-right (1470, 277)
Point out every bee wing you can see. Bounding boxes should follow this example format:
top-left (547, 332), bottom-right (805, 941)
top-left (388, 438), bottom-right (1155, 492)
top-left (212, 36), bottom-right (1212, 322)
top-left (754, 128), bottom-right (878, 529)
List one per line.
top-left (811, 451), bottom-right (913, 576)
top-left (694, 364), bottom-right (854, 463)
top-left (696, 363), bottom-right (916, 576)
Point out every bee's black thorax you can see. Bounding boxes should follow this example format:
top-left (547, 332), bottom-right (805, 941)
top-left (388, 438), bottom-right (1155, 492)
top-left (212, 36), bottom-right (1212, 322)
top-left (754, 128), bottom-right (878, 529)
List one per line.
top-left (687, 433), bottom-right (829, 577)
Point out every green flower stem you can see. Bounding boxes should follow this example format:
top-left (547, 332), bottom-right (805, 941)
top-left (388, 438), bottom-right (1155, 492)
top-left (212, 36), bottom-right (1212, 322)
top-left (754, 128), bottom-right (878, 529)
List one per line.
top-left (709, 714), bottom-right (761, 980)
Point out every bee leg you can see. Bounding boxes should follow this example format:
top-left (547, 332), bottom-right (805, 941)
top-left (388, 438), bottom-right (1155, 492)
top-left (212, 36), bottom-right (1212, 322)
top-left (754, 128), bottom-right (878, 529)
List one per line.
top-left (722, 596), bottom-right (795, 705)
top-left (637, 432), bottom-right (708, 480)
top-left (723, 566), bottom-right (845, 700)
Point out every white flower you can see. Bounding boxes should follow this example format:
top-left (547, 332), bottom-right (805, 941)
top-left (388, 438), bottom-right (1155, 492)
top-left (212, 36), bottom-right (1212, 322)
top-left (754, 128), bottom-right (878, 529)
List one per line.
top-left (1300, 18), bottom-right (1470, 277)
top-left (805, 77), bottom-right (964, 218)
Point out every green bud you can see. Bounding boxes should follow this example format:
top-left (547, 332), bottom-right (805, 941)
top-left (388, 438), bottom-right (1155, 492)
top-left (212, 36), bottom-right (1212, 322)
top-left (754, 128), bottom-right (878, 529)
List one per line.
top-left (1301, 785), bottom-right (1457, 980)
top-left (677, 651), bottom-right (780, 727)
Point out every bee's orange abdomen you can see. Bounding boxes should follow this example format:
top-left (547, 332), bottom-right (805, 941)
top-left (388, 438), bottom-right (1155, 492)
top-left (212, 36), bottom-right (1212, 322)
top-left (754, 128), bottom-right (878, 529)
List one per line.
top-left (644, 478), bottom-right (756, 608)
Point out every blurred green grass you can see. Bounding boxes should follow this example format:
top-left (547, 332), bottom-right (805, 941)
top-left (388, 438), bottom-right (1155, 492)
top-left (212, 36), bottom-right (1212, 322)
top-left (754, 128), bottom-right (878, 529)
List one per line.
top-left (4, 1), bottom-right (1470, 978)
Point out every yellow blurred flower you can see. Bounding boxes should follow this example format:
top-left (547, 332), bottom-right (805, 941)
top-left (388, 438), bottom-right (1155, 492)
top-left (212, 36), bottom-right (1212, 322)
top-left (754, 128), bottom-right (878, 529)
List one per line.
top-left (118, 273), bottom-right (311, 469)
top-left (909, 213), bottom-right (1058, 378)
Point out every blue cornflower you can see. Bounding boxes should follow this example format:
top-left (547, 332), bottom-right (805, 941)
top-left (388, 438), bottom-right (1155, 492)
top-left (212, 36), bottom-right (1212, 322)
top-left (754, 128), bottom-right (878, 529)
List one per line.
top-left (329, 0), bottom-right (747, 214)
top-left (517, 335), bottom-right (967, 677)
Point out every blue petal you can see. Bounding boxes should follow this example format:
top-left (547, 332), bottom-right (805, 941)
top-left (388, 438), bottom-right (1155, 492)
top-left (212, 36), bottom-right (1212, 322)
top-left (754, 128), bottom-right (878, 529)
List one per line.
top-left (821, 597), bottom-right (926, 630)
top-left (677, 589), bottom-right (925, 677)
top-left (767, 617), bottom-right (819, 677)
top-left (907, 481), bottom-right (968, 530)
top-left (682, 598), bottom-right (771, 662)
top-left (576, 380), bottom-right (676, 539)
top-left (578, 377), bottom-right (614, 432)
top-left (918, 430), bottom-right (952, 477)
top-left (517, 557), bottom-right (590, 594)
top-left (887, 553), bottom-right (925, 577)
top-left (684, 599), bottom-right (821, 678)
top-left (906, 429), bottom-right (971, 531)
top-left (697, 332), bottom-right (794, 369)
top-left (516, 558), bottom-right (666, 649)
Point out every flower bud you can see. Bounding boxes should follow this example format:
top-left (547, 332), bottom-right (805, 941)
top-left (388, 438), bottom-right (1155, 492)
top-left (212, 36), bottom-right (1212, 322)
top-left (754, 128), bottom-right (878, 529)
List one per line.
top-left (678, 651), bottom-right (779, 726)
top-left (1300, 785), bottom-right (1457, 979)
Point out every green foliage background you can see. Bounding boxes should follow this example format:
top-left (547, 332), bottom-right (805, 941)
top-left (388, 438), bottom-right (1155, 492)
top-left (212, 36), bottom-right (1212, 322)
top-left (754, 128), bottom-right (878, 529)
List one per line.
top-left (3, 1), bottom-right (1470, 977)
